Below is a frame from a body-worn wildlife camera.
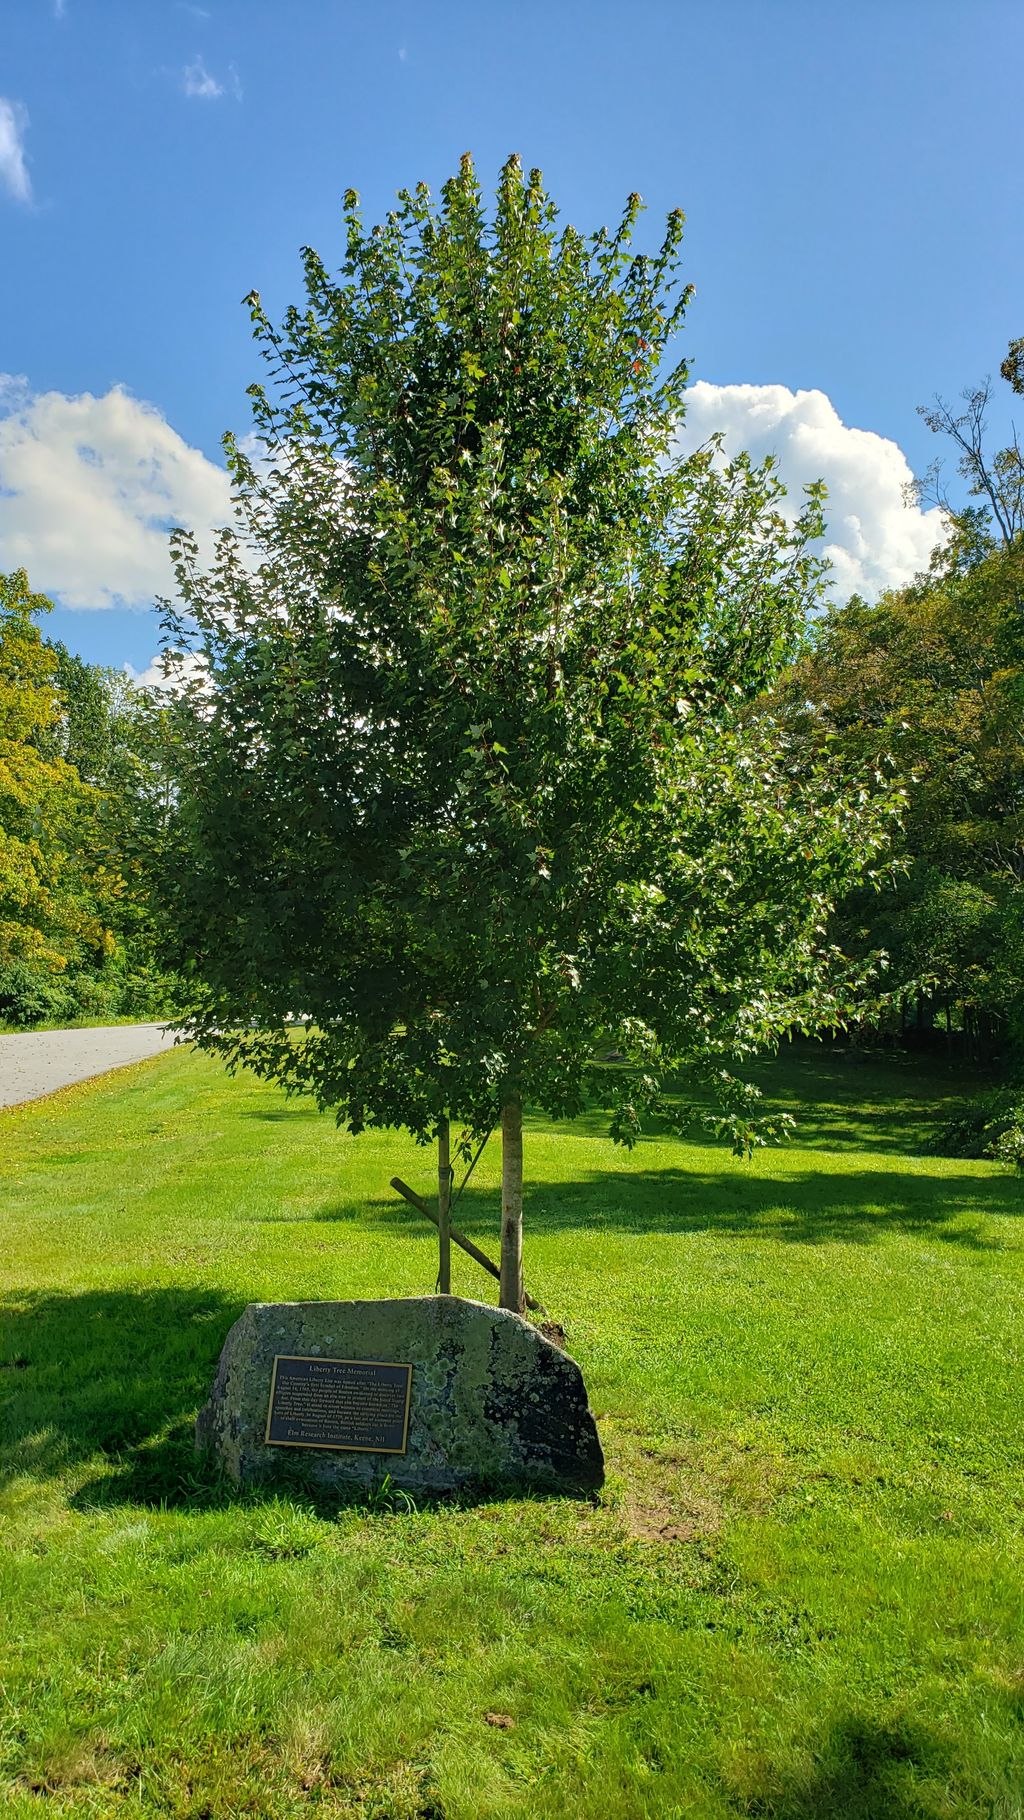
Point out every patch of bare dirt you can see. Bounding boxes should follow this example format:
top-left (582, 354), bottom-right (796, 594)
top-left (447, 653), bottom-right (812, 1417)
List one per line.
top-left (608, 1425), bottom-right (787, 1546)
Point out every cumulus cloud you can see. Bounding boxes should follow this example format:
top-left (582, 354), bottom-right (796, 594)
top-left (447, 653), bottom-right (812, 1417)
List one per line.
top-left (0, 99), bottom-right (32, 205)
top-left (0, 369), bottom-right (946, 624)
top-left (675, 382), bottom-right (946, 602)
top-left (0, 376), bottom-right (232, 609)
top-left (125, 650), bottom-right (208, 695)
top-left (125, 656), bottom-right (171, 690)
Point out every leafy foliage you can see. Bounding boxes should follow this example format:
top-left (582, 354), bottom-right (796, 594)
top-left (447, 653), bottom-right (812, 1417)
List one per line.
top-left (777, 404), bottom-right (1024, 1052)
top-left (0, 569), bottom-right (109, 1015)
top-left (929, 1081), bottom-right (1024, 1170)
top-left (0, 569), bottom-right (174, 1027)
top-left (157, 157), bottom-right (898, 1159)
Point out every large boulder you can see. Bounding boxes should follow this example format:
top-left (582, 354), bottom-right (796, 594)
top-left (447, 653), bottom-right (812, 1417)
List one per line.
top-left (196, 1296), bottom-right (604, 1495)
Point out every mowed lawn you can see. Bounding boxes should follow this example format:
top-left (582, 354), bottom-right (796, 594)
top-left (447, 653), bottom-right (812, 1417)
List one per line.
top-left (1, 1045), bottom-right (1022, 1819)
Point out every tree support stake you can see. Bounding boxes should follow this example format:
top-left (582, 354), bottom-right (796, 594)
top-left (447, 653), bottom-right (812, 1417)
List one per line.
top-left (390, 1176), bottom-right (545, 1315)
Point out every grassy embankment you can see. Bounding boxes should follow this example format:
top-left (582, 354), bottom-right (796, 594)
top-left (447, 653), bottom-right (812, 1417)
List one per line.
top-left (1, 1044), bottom-right (1022, 1819)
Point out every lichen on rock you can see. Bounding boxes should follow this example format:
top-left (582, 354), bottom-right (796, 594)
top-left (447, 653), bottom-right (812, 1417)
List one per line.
top-left (196, 1296), bottom-right (604, 1495)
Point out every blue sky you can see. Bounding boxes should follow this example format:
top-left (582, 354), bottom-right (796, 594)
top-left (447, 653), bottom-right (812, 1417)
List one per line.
top-left (2, 0), bottom-right (1022, 675)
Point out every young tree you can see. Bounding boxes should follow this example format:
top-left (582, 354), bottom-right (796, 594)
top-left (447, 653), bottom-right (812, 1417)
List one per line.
top-left (1001, 336), bottom-right (1024, 398)
top-left (157, 157), bottom-right (896, 1309)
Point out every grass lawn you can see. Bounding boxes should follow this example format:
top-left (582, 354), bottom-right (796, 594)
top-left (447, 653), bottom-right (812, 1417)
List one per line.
top-left (1, 1043), bottom-right (1022, 1819)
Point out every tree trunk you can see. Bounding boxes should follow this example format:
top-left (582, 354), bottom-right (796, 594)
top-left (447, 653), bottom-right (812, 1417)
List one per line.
top-left (437, 1116), bottom-right (451, 1295)
top-left (499, 1096), bottom-right (524, 1314)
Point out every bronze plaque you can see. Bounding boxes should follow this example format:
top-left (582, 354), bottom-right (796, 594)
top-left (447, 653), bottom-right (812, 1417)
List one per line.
top-left (264, 1356), bottom-right (412, 1454)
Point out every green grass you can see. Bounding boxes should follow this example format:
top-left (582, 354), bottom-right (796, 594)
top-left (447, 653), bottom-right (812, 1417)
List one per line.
top-left (1, 1044), bottom-right (1022, 1818)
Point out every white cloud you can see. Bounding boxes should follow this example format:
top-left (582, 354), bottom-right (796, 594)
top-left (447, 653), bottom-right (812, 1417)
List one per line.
top-left (0, 99), bottom-right (32, 205)
top-left (675, 382), bottom-right (946, 602)
top-left (0, 376), bottom-right (232, 609)
top-left (125, 651), bottom-right (207, 695)
top-left (182, 55), bottom-right (223, 99)
top-left (181, 56), bottom-right (242, 101)
top-left (125, 656), bottom-right (170, 690)
top-left (0, 370), bottom-right (947, 621)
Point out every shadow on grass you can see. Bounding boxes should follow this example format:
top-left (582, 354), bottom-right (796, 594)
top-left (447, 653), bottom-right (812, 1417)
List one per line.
top-left (296, 1164), bottom-right (1021, 1249)
top-left (0, 1287), bottom-right (243, 1503)
top-left (0, 1287), bottom-right (587, 1516)
top-left (736, 1714), bottom-right (958, 1819)
top-left (742, 1044), bottom-right (991, 1160)
top-left (241, 1105), bottom-right (323, 1123)
top-left (734, 1102), bottom-right (961, 1157)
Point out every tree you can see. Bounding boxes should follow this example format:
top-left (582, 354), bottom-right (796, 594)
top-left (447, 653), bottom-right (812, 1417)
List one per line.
top-left (47, 646), bottom-right (179, 1019)
top-left (0, 569), bottom-right (111, 1019)
top-left (775, 543), bottom-right (1024, 1053)
top-left (1000, 336), bottom-right (1024, 397)
top-left (157, 157), bottom-right (896, 1309)
top-left (915, 340), bottom-right (1024, 595)
top-left (0, 573), bottom-right (174, 1027)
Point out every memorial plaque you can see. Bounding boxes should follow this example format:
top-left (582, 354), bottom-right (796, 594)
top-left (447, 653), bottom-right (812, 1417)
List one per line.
top-left (265, 1355), bottom-right (412, 1454)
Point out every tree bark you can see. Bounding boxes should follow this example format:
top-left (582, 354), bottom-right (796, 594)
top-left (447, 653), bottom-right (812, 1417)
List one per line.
top-left (499, 1095), bottom-right (524, 1314)
top-left (437, 1116), bottom-right (451, 1295)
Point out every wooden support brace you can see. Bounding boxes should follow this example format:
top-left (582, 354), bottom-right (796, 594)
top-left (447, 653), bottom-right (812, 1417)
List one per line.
top-left (389, 1176), bottom-right (545, 1315)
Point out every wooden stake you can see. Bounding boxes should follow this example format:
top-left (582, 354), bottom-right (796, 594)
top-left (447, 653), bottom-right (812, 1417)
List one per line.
top-left (499, 1095), bottom-right (524, 1314)
top-left (437, 1115), bottom-right (451, 1294)
top-left (389, 1176), bottom-right (545, 1314)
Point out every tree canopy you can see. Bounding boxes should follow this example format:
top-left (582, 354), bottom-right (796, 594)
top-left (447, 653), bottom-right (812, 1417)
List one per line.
top-left (0, 568), bottom-right (172, 1028)
top-left (0, 569), bottom-right (108, 1002)
top-left (157, 157), bottom-right (897, 1306)
top-left (777, 342), bottom-right (1024, 1057)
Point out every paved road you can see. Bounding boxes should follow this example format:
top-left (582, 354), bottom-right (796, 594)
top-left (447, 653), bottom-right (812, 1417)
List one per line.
top-left (0, 1023), bottom-right (179, 1110)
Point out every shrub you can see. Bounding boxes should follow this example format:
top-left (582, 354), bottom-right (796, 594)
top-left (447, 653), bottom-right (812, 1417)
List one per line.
top-left (929, 1085), bottom-right (1024, 1170)
top-left (0, 962), bottom-right (75, 1028)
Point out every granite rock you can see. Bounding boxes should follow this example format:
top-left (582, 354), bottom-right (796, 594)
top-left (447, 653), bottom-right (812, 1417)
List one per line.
top-left (196, 1296), bottom-right (604, 1494)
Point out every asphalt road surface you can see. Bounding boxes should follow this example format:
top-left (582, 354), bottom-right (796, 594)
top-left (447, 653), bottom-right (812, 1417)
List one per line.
top-left (0, 1023), bottom-right (179, 1110)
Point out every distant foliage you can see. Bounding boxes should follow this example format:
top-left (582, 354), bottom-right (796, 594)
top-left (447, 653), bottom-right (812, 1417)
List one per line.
top-left (929, 1084), bottom-right (1024, 1170)
top-left (0, 568), bottom-right (175, 1027)
top-left (775, 516), bottom-right (1024, 1056)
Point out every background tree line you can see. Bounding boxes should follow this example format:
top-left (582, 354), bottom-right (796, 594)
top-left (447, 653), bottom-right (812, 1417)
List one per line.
top-left (0, 567), bottom-right (172, 1028)
top-left (774, 350), bottom-right (1023, 1063)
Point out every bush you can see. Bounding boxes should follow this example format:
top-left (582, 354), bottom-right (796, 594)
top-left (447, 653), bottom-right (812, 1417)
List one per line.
top-left (0, 962), bottom-right (75, 1028)
top-left (988, 1120), bottom-right (1024, 1172)
top-left (0, 957), bottom-right (177, 1029)
top-left (929, 1085), bottom-right (1024, 1170)
top-left (115, 966), bottom-right (178, 1020)
top-left (63, 971), bottom-right (119, 1021)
